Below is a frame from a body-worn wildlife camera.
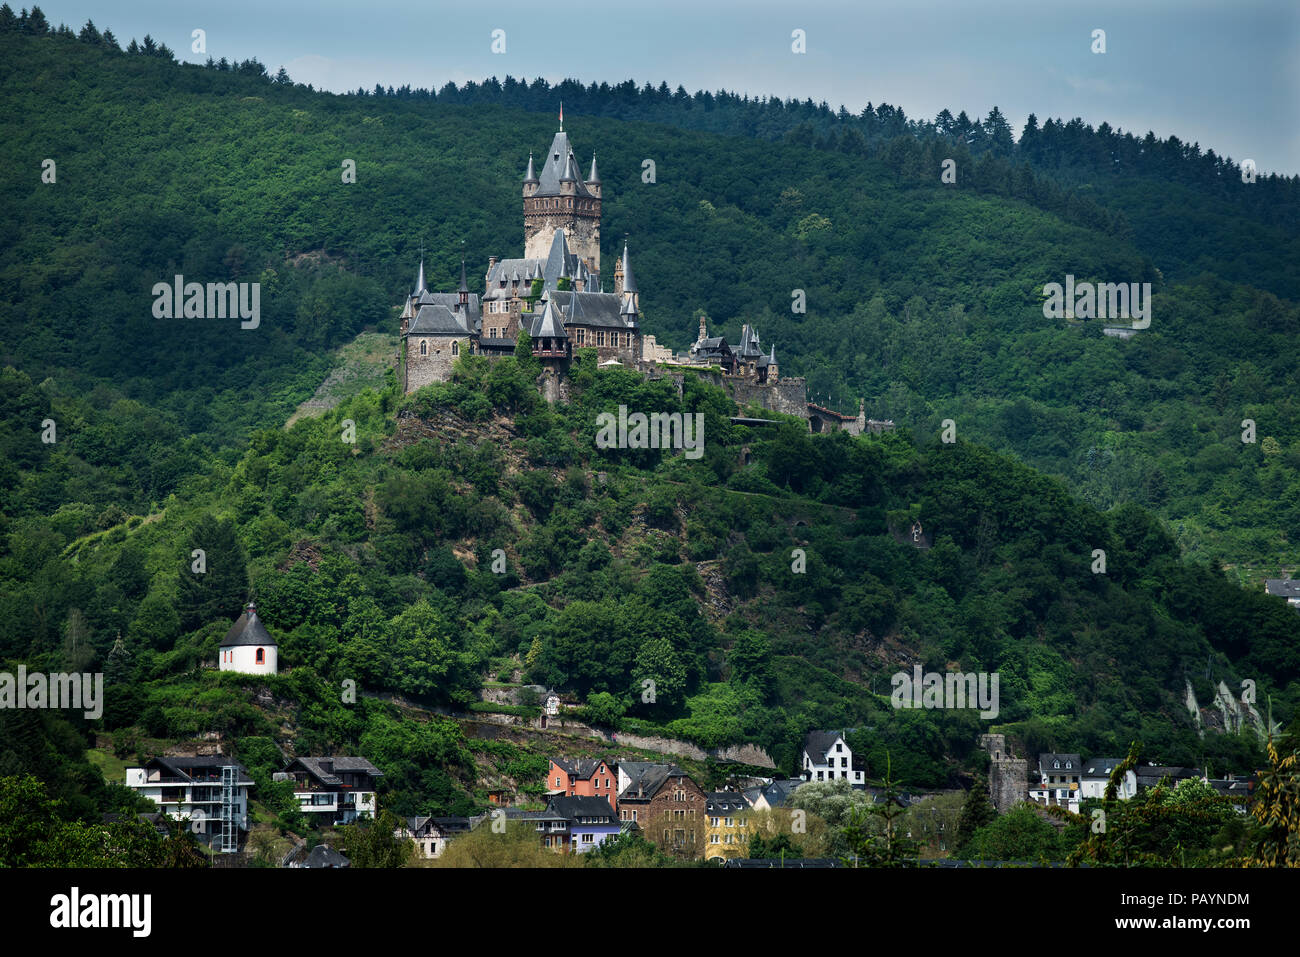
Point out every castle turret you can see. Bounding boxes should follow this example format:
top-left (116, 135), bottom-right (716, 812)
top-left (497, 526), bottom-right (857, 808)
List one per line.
top-left (697, 313), bottom-right (708, 343)
top-left (619, 241), bottom-right (638, 314)
top-left (458, 259), bottom-right (469, 308)
top-left (523, 122), bottom-right (601, 274)
top-left (768, 346), bottom-right (778, 382)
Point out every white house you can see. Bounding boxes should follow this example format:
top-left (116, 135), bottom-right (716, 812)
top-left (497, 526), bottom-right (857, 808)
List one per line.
top-left (801, 730), bottom-right (865, 785)
top-left (396, 816), bottom-right (472, 859)
top-left (1264, 579), bottom-right (1300, 610)
top-left (1029, 753), bottom-right (1083, 813)
top-left (219, 602), bottom-right (278, 675)
top-left (281, 756), bottom-right (383, 825)
top-left (124, 756), bottom-right (254, 849)
top-left (1079, 757), bottom-right (1138, 801)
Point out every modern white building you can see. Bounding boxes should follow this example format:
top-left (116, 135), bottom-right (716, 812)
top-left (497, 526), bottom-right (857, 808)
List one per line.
top-left (801, 730), bottom-right (865, 785)
top-left (281, 756), bottom-right (383, 825)
top-left (219, 601), bottom-right (278, 675)
top-left (124, 756), bottom-right (254, 851)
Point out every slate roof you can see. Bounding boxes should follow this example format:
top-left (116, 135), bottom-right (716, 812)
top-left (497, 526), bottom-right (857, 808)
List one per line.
top-left (736, 324), bottom-right (763, 359)
top-left (404, 815), bottom-right (470, 836)
top-left (620, 243), bottom-right (637, 294)
top-left (221, 603), bottom-right (275, 648)
top-left (1081, 757), bottom-right (1127, 779)
top-left (285, 756), bottom-right (383, 787)
top-left (1134, 765), bottom-right (1200, 788)
top-left (484, 258), bottom-right (545, 301)
top-left (144, 756), bottom-right (255, 786)
top-left (552, 758), bottom-right (606, 780)
top-left (302, 844), bottom-right (350, 868)
top-left (523, 153), bottom-right (538, 184)
top-left (619, 764), bottom-right (692, 801)
top-left (408, 303), bottom-right (474, 336)
top-left (587, 154), bottom-right (600, 184)
top-left (547, 795), bottom-right (617, 822)
top-left (529, 299), bottom-right (568, 339)
top-left (1038, 753), bottom-right (1082, 773)
top-left (542, 230), bottom-right (584, 291)
top-left (1265, 579), bottom-right (1300, 599)
top-left (802, 730), bottom-right (845, 764)
top-left (617, 761), bottom-right (661, 784)
top-left (706, 792), bottom-right (751, 813)
top-left (547, 290), bottom-right (630, 330)
top-left (533, 131), bottom-right (595, 198)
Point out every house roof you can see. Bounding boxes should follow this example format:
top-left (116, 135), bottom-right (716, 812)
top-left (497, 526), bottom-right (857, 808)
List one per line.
top-left (802, 730), bottom-right (845, 764)
top-left (1081, 757), bottom-right (1127, 779)
top-left (618, 764), bottom-right (693, 802)
top-left (547, 795), bottom-right (617, 822)
top-left (1038, 753), bottom-right (1082, 772)
top-left (143, 756), bottom-right (256, 787)
top-left (552, 758), bottom-right (607, 780)
top-left (221, 603), bottom-right (275, 648)
top-left (706, 792), bottom-right (751, 813)
top-left (1265, 579), bottom-right (1300, 598)
top-left (302, 844), bottom-right (349, 868)
top-left (284, 757), bottom-right (383, 787)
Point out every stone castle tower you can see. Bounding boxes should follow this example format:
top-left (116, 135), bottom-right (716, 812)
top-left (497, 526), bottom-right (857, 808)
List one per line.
top-left (978, 733), bottom-right (1028, 814)
top-left (523, 117), bottom-right (602, 279)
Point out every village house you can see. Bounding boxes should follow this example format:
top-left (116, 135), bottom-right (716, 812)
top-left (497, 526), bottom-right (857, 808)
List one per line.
top-left (801, 730), bottom-right (866, 785)
top-left (1028, 753), bottom-right (1083, 812)
top-left (617, 764), bottom-right (707, 856)
top-left (280, 756), bottom-right (383, 826)
top-left (548, 757), bottom-right (619, 812)
top-left (396, 816), bottom-right (472, 859)
top-left (124, 756), bottom-right (254, 851)
top-left (1079, 756), bottom-right (1138, 801)
top-left (705, 791), bottom-right (751, 860)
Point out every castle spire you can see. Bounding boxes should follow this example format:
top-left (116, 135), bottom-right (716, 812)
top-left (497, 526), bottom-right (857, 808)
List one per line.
top-left (559, 100), bottom-right (563, 132)
top-left (414, 256), bottom-right (426, 295)
top-left (586, 153), bottom-right (600, 184)
top-left (619, 240), bottom-right (637, 295)
top-left (524, 152), bottom-right (538, 184)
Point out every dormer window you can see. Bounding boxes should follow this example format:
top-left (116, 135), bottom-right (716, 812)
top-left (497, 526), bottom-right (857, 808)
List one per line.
top-left (1053, 761), bottom-right (1060, 769)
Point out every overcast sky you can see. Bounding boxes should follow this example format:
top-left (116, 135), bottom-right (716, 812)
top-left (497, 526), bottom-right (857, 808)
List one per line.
top-left (42, 0), bottom-right (1300, 174)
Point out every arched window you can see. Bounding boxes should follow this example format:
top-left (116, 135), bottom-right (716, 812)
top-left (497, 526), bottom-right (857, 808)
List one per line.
top-left (452, 341), bottom-right (459, 355)
top-left (256, 648), bottom-right (265, 665)
top-left (419, 340), bottom-right (427, 356)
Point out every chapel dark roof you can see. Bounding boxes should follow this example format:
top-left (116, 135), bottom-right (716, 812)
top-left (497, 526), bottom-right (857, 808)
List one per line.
top-left (221, 603), bottom-right (275, 648)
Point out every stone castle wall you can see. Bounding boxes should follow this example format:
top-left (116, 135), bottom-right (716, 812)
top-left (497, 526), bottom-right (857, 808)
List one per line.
top-left (726, 377), bottom-right (808, 418)
top-left (404, 335), bottom-right (469, 392)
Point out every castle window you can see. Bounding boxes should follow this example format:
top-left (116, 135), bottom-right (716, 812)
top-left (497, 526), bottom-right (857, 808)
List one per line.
top-left (255, 648), bottom-right (265, 665)
top-left (576, 329), bottom-right (585, 345)
top-left (452, 341), bottom-right (459, 355)
top-left (596, 331), bottom-right (605, 346)
top-left (420, 341), bottom-right (427, 356)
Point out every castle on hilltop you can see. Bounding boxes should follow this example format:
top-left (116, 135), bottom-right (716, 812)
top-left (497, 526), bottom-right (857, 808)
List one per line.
top-left (398, 118), bottom-right (888, 434)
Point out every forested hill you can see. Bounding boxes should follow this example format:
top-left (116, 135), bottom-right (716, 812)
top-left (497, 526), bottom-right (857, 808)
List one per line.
top-left (4, 353), bottom-right (1298, 819)
top-left (1, 17), bottom-right (1297, 575)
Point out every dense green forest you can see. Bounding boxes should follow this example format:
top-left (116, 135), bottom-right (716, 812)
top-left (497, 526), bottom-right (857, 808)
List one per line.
top-left (2, 17), bottom-right (1296, 575)
top-left (1, 9), bottom-right (1299, 863)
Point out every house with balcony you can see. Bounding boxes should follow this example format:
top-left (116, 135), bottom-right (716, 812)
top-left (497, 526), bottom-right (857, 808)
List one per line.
top-left (281, 756), bottom-right (383, 825)
top-left (1028, 753), bottom-right (1082, 812)
top-left (124, 756), bottom-right (254, 849)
